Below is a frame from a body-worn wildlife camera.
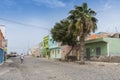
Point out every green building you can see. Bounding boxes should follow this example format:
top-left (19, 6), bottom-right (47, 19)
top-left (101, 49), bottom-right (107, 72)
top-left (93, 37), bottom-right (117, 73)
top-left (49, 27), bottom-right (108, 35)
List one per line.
top-left (39, 41), bottom-right (46, 57)
top-left (85, 38), bottom-right (120, 60)
top-left (43, 35), bottom-right (50, 58)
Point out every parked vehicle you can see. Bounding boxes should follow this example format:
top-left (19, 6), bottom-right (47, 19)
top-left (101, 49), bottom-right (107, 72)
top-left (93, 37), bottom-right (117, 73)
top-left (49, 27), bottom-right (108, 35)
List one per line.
top-left (7, 52), bottom-right (17, 58)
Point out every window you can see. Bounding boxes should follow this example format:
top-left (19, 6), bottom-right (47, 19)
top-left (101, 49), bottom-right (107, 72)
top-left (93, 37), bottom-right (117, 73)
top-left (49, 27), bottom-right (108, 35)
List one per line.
top-left (58, 49), bottom-right (60, 54)
top-left (52, 40), bottom-right (54, 44)
top-left (55, 50), bottom-right (56, 54)
top-left (52, 50), bottom-right (54, 54)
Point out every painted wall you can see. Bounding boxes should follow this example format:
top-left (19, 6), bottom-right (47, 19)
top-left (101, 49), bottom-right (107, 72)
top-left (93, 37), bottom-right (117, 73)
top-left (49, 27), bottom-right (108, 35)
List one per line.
top-left (49, 35), bottom-right (58, 49)
top-left (61, 45), bottom-right (80, 60)
top-left (50, 48), bottom-right (61, 59)
top-left (43, 35), bottom-right (50, 58)
top-left (85, 42), bottom-right (107, 56)
top-left (103, 38), bottom-right (120, 56)
top-left (29, 43), bottom-right (40, 57)
top-left (49, 35), bottom-right (61, 59)
top-left (85, 38), bottom-right (120, 57)
top-left (43, 35), bottom-right (49, 49)
top-left (0, 30), bottom-right (4, 48)
top-left (0, 29), bottom-right (5, 63)
top-left (0, 48), bottom-right (4, 64)
top-left (39, 42), bottom-right (45, 57)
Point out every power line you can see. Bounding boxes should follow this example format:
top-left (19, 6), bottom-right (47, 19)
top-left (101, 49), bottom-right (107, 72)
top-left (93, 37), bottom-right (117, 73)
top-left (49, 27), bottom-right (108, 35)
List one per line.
top-left (0, 17), bottom-right (50, 31)
top-left (0, 17), bottom-right (82, 33)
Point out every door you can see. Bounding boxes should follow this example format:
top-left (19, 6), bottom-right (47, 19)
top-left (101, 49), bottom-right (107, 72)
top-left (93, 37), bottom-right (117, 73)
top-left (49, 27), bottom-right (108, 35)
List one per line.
top-left (96, 47), bottom-right (101, 56)
top-left (86, 48), bottom-right (90, 60)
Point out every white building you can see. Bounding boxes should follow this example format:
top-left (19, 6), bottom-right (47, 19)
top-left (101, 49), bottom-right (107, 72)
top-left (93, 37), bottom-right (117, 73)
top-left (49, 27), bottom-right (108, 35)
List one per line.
top-left (28, 43), bottom-right (40, 57)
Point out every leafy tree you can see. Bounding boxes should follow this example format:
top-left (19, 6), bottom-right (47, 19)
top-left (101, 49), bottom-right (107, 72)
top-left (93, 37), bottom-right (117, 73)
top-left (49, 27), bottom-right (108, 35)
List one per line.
top-left (68, 3), bottom-right (97, 63)
top-left (51, 19), bottom-right (77, 60)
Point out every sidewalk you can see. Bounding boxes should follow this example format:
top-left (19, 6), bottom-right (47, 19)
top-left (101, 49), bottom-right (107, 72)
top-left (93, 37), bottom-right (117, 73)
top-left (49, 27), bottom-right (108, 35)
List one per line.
top-left (29, 56), bottom-right (120, 67)
top-left (76, 61), bottom-right (120, 66)
top-left (41, 58), bottom-right (120, 66)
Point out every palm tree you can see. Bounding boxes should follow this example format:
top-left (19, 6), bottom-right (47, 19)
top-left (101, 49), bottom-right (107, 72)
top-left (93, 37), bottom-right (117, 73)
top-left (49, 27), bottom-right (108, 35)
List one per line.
top-left (68, 3), bottom-right (98, 63)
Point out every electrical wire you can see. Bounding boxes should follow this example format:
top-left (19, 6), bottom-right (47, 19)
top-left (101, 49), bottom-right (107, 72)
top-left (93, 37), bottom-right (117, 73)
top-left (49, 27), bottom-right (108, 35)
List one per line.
top-left (0, 17), bottom-right (50, 31)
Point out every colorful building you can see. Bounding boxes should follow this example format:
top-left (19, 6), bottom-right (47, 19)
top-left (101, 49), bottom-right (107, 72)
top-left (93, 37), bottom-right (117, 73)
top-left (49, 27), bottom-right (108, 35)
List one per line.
top-left (49, 35), bottom-right (61, 59)
top-left (39, 41), bottom-right (46, 57)
top-left (61, 32), bottom-right (120, 61)
top-left (39, 32), bottom-right (120, 62)
top-left (0, 28), bottom-right (5, 64)
top-left (43, 35), bottom-right (50, 58)
top-left (61, 45), bottom-right (80, 60)
top-left (85, 38), bottom-right (120, 60)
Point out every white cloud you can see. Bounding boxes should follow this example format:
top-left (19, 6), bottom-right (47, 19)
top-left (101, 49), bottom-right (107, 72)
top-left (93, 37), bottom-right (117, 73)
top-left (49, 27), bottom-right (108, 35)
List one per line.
top-left (32, 0), bottom-right (66, 8)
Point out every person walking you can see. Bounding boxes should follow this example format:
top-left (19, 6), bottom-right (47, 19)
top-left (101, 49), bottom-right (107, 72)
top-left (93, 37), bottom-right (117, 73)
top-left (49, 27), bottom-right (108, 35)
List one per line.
top-left (20, 53), bottom-right (24, 63)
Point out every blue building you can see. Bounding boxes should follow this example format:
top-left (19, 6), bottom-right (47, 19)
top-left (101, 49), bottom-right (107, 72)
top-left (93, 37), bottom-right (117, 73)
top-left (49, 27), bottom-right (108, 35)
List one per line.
top-left (0, 48), bottom-right (4, 64)
top-left (49, 35), bottom-right (61, 59)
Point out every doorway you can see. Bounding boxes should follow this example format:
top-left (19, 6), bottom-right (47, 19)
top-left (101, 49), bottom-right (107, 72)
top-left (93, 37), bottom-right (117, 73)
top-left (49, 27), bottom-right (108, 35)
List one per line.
top-left (86, 48), bottom-right (90, 60)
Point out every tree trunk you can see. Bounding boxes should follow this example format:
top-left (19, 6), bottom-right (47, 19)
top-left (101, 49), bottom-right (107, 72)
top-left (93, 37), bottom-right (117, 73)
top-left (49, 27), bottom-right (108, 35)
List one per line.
top-left (79, 34), bottom-right (85, 64)
top-left (65, 46), bottom-right (74, 61)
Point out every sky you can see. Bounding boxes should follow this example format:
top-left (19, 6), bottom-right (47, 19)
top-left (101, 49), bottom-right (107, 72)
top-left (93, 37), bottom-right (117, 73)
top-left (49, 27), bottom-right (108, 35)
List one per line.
top-left (0, 0), bottom-right (120, 54)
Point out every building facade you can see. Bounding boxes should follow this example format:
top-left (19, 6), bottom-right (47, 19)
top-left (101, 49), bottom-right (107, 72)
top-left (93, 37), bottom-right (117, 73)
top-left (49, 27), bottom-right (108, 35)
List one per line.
top-left (49, 35), bottom-right (61, 59)
top-left (39, 41), bottom-right (46, 57)
top-left (29, 44), bottom-right (40, 57)
top-left (0, 28), bottom-right (5, 64)
top-left (61, 45), bottom-right (80, 60)
top-left (85, 38), bottom-right (120, 60)
top-left (43, 35), bottom-right (50, 58)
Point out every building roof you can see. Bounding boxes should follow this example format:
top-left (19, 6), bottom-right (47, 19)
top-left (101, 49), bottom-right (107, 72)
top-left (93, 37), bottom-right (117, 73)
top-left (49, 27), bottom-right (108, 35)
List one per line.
top-left (85, 37), bottom-right (120, 44)
top-left (85, 38), bottom-right (106, 44)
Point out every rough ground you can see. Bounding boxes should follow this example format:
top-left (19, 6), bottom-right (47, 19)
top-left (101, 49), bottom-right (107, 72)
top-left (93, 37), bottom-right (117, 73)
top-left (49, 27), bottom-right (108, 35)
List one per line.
top-left (0, 56), bottom-right (120, 80)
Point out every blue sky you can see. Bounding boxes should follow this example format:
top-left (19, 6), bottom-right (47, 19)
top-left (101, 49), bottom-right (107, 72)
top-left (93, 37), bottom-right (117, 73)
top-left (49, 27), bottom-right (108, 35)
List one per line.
top-left (0, 0), bottom-right (120, 54)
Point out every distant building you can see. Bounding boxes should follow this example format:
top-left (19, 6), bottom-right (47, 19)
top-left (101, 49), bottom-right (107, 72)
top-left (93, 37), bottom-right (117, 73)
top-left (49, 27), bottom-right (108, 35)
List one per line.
top-left (29, 44), bottom-right (40, 57)
top-left (49, 35), bottom-right (61, 59)
top-left (27, 49), bottom-right (32, 56)
top-left (109, 33), bottom-right (120, 38)
top-left (43, 35), bottom-right (49, 58)
top-left (39, 41), bottom-right (46, 57)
